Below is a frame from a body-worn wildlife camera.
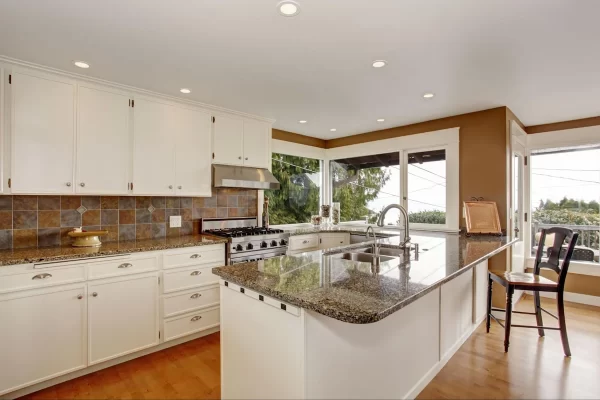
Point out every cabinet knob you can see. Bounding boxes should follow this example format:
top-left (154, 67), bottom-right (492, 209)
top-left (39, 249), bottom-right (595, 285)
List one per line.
top-left (169, 185), bottom-right (173, 189)
top-left (302, 240), bottom-right (308, 244)
top-left (66, 182), bottom-right (72, 187)
top-left (245, 157), bottom-right (248, 160)
top-left (92, 292), bottom-right (98, 297)
top-left (178, 185), bottom-right (182, 190)
top-left (238, 156), bottom-right (242, 160)
top-left (77, 294), bottom-right (83, 300)
top-left (80, 182), bottom-right (85, 187)
top-left (190, 315), bottom-right (202, 322)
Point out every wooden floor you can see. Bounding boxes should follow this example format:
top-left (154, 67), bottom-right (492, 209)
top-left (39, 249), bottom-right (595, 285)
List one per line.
top-left (22, 296), bottom-right (600, 400)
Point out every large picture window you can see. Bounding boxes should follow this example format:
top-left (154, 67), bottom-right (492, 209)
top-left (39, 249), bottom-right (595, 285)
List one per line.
top-left (406, 149), bottom-right (447, 225)
top-left (265, 153), bottom-right (322, 225)
top-left (529, 145), bottom-right (600, 263)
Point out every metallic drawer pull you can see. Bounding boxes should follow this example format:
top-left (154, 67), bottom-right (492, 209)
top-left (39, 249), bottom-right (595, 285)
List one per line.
top-left (92, 292), bottom-right (98, 297)
top-left (190, 254), bottom-right (201, 259)
top-left (302, 240), bottom-right (309, 244)
top-left (32, 273), bottom-right (52, 280)
top-left (118, 263), bottom-right (133, 269)
top-left (77, 294), bottom-right (83, 300)
top-left (190, 271), bottom-right (202, 276)
top-left (190, 315), bottom-right (202, 322)
top-left (190, 293), bottom-right (202, 299)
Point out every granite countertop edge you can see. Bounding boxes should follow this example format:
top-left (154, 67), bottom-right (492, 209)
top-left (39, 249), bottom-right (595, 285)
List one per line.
top-left (213, 237), bottom-right (518, 324)
top-left (0, 235), bottom-right (229, 266)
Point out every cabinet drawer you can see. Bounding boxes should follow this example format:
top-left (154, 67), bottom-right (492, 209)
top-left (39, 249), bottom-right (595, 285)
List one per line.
top-left (163, 286), bottom-right (220, 318)
top-left (88, 256), bottom-right (158, 280)
top-left (289, 234), bottom-right (319, 251)
top-left (163, 307), bottom-right (220, 342)
top-left (0, 266), bottom-right (86, 294)
top-left (162, 265), bottom-right (219, 293)
top-left (163, 245), bottom-right (225, 269)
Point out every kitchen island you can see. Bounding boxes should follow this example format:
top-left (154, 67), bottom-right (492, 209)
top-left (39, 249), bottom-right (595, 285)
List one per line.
top-left (213, 232), bottom-right (515, 399)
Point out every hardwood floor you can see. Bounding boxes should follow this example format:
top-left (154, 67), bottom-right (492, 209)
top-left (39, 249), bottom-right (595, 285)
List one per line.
top-left (22, 296), bottom-right (599, 400)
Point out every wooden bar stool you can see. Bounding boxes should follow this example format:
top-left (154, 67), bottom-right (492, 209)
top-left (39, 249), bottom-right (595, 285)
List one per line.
top-left (486, 227), bottom-right (578, 357)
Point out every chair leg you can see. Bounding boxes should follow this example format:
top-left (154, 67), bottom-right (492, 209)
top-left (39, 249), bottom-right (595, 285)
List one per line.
top-left (557, 291), bottom-right (571, 357)
top-left (534, 290), bottom-right (545, 337)
top-left (486, 274), bottom-right (493, 333)
top-left (504, 285), bottom-right (514, 352)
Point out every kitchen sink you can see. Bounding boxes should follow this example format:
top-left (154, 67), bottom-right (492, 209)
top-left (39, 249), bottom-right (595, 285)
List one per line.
top-left (332, 252), bottom-right (398, 264)
top-left (362, 247), bottom-right (405, 257)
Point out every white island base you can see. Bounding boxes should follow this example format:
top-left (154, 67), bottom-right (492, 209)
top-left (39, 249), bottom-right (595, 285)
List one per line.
top-left (220, 260), bottom-right (489, 400)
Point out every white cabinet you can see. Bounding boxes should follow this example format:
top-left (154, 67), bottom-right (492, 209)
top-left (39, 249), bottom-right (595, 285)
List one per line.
top-left (76, 86), bottom-right (131, 195)
top-left (243, 119), bottom-right (270, 168)
top-left (88, 273), bottom-right (159, 365)
top-left (10, 71), bottom-right (76, 194)
top-left (288, 234), bottom-right (320, 253)
top-left (0, 284), bottom-right (86, 395)
top-left (212, 114), bottom-right (244, 166)
top-left (319, 233), bottom-right (350, 250)
top-left (174, 107), bottom-right (212, 196)
top-left (132, 98), bottom-right (177, 195)
top-left (213, 115), bottom-right (270, 168)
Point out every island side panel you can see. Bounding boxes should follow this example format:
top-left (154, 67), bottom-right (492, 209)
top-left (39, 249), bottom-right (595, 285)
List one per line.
top-left (220, 285), bottom-right (305, 400)
top-left (440, 268), bottom-right (474, 360)
top-left (304, 288), bottom-right (440, 400)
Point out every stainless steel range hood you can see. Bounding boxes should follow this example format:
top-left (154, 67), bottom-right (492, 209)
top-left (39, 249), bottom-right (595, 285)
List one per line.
top-left (212, 165), bottom-right (280, 190)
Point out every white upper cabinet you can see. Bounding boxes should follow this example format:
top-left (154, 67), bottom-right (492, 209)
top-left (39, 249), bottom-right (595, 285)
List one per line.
top-left (11, 71), bottom-right (76, 194)
top-left (243, 119), bottom-right (270, 168)
top-left (212, 114), bottom-right (244, 166)
top-left (175, 107), bottom-right (212, 197)
top-left (76, 86), bottom-right (131, 195)
top-left (132, 98), bottom-right (177, 195)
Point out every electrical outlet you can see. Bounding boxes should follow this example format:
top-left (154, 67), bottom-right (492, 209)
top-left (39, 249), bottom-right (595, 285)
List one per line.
top-left (169, 216), bottom-right (182, 228)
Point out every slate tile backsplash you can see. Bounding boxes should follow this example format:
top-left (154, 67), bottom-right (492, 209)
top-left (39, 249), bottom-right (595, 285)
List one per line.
top-left (0, 189), bottom-right (258, 250)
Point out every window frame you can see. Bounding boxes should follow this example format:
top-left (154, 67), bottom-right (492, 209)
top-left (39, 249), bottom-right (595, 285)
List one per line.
top-left (525, 125), bottom-right (600, 273)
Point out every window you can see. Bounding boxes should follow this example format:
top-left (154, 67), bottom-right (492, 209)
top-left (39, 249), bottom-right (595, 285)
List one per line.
top-left (529, 145), bottom-right (600, 263)
top-left (406, 149), bottom-right (447, 225)
top-left (265, 153), bottom-right (321, 225)
top-left (330, 152), bottom-right (401, 224)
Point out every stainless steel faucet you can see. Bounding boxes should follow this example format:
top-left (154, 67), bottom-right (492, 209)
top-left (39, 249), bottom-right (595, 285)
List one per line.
top-left (365, 225), bottom-right (379, 258)
top-left (377, 204), bottom-right (411, 251)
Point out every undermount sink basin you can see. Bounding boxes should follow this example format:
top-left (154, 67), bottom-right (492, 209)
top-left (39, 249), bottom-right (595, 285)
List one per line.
top-left (333, 252), bottom-right (398, 264)
top-left (363, 247), bottom-right (405, 257)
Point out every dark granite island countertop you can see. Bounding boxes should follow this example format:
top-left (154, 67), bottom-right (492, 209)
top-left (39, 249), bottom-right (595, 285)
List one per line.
top-left (213, 232), bottom-right (516, 324)
top-left (0, 234), bottom-right (228, 266)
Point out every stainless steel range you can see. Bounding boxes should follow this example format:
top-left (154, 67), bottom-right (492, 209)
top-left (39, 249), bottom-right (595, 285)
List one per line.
top-left (203, 217), bottom-right (289, 265)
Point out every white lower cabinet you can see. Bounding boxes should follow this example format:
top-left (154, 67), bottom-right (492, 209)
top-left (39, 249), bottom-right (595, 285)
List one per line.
top-left (163, 306), bottom-right (220, 342)
top-left (0, 284), bottom-right (86, 395)
top-left (88, 273), bottom-right (159, 365)
top-left (319, 233), bottom-right (350, 250)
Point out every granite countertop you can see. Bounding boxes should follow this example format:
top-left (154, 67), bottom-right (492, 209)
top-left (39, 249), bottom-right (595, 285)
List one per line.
top-left (0, 234), bottom-right (228, 266)
top-left (213, 232), bottom-right (516, 324)
top-left (285, 225), bottom-right (402, 237)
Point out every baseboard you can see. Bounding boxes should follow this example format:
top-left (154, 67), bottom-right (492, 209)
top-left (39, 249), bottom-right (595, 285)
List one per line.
top-left (404, 314), bottom-right (485, 399)
top-left (2, 327), bottom-right (220, 400)
top-left (525, 291), bottom-right (600, 307)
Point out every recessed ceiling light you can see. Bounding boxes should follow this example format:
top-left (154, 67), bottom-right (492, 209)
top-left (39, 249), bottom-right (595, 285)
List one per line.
top-left (278, 1), bottom-right (300, 17)
top-left (423, 92), bottom-right (435, 98)
top-left (299, 120), bottom-right (307, 124)
top-left (73, 61), bottom-right (90, 69)
top-left (377, 118), bottom-right (385, 122)
top-left (330, 128), bottom-right (337, 132)
top-left (372, 60), bottom-right (387, 68)
top-left (180, 88), bottom-right (191, 94)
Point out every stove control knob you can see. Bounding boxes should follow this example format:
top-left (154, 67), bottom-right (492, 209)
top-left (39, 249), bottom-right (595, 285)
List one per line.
top-left (246, 243), bottom-right (254, 250)
top-left (260, 241), bottom-right (268, 248)
top-left (280, 239), bottom-right (287, 246)
top-left (271, 240), bottom-right (278, 247)
top-left (235, 244), bottom-right (243, 251)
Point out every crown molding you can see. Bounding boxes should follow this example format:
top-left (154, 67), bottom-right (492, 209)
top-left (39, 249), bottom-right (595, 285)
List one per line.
top-left (0, 55), bottom-right (276, 124)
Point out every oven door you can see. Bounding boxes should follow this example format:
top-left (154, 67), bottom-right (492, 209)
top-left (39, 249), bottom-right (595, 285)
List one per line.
top-left (229, 248), bottom-right (288, 265)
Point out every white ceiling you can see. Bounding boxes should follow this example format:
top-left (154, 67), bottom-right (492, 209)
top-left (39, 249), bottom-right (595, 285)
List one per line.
top-left (1, 0), bottom-right (599, 139)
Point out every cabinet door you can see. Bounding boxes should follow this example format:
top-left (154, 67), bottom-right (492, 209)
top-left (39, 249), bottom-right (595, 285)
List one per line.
top-left (11, 72), bottom-right (75, 194)
top-left (0, 285), bottom-right (86, 395)
top-left (243, 120), bottom-right (270, 168)
top-left (77, 86), bottom-right (131, 194)
top-left (175, 107), bottom-right (212, 196)
top-left (88, 274), bottom-right (158, 365)
top-left (213, 115), bottom-right (244, 166)
top-left (319, 234), bottom-right (349, 250)
top-left (132, 98), bottom-right (176, 195)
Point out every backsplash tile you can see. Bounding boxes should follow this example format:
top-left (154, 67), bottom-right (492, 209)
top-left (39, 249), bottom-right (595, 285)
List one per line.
top-left (0, 188), bottom-right (258, 250)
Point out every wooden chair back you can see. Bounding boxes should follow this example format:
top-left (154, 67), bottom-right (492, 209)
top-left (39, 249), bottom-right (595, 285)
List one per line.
top-left (534, 227), bottom-right (578, 290)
